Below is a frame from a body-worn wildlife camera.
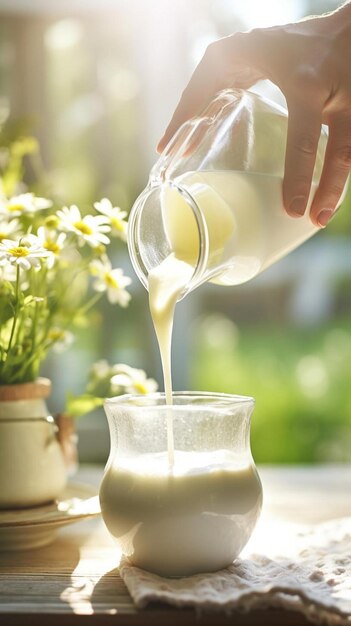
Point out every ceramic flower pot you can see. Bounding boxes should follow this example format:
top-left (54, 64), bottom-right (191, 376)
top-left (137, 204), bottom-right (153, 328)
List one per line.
top-left (0, 378), bottom-right (67, 509)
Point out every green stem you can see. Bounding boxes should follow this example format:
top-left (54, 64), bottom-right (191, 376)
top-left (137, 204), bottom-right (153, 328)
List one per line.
top-left (79, 292), bottom-right (101, 316)
top-left (13, 291), bottom-right (103, 383)
top-left (41, 292), bottom-right (102, 354)
top-left (31, 299), bottom-right (40, 355)
top-left (6, 265), bottom-right (20, 354)
top-left (8, 348), bottom-right (40, 384)
top-left (48, 261), bottom-right (91, 313)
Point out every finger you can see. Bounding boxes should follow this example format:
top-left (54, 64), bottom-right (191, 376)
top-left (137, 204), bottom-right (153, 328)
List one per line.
top-left (157, 32), bottom-right (264, 153)
top-left (309, 112), bottom-right (351, 227)
top-left (283, 102), bottom-right (322, 217)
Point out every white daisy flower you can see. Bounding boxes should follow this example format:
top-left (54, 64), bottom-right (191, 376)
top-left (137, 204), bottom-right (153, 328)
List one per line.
top-left (0, 219), bottom-right (21, 243)
top-left (90, 257), bottom-right (131, 306)
top-left (111, 364), bottom-right (158, 395)
top-left (36, 226), bottom-right (67, 268)
top-left (57, 205), bottom-right (110, 248)
top-left (0, 193), bottom-right (52, 217)
top-left (94, 198), bottom-right (128, 241)
top-left (48, 328), bottom-right (75, 353)
top-left (90, 359), bottom-right (112, 380)
top-left (0, 234), bottom-right (53, 270)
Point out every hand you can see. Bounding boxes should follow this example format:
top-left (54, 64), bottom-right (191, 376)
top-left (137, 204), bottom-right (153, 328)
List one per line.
top-left (157, 3), bottom-right (351, 228)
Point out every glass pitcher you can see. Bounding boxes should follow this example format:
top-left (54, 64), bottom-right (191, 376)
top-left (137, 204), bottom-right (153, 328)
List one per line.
top-left (128, 88), bottom-right (340, 298)
top-left (99, 392), bottom-right (262, 577)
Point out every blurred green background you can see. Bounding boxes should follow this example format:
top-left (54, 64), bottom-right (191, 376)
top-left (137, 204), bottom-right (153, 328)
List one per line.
top-left (1, 0), bottom-right (350, 463)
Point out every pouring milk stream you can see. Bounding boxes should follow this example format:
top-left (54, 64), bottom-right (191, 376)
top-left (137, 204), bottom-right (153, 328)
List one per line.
top-left (147, 171), bottom-right (320, 467)
top-left (129, 89), bottom-right (345, 469)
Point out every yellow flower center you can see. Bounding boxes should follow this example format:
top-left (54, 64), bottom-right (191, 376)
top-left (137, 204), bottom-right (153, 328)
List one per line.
top-left (134, 381), bottom-right (148, 394)
top-left (48, 328), bottom-right (65, 341)
top-left (48, 329), bottom-right (64, 341)
top-left (45, 216), bottom-right (59, 229)
top-left (111, 216), bottom-right (125, 232)
top-left (74, 220), bottom-right (93, 236)
top-left (8, 246), bottom-right (29, 257)
top-left (44, 240), bottom-right (60, 254)
top-left (0, 233), bottom-right (6, 242)
top-left (7, 203), bottom-right (24, 213)
top-left (104, 272), bottom-right (118, 289)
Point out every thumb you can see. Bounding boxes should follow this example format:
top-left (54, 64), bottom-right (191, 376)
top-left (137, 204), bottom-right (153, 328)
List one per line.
top-left (157, 31), bottom-right (264, 153)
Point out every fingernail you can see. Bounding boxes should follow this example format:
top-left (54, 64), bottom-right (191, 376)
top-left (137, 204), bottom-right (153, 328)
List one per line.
top-left (156, 139), bottom-right (164, 153)
top-left (317, 209), bottom-right (334, 228)
top-left (289, 196), bottom-right (306, 217)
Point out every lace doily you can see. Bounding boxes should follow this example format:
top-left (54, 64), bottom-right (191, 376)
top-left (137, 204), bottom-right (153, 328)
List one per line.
top-left (119, 517), bottom-right (351, 625)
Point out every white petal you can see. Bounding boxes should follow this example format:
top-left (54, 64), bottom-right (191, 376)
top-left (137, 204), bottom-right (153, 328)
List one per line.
top-left (86, 215), bottom-right (110, 226)
top-left (146, 379), bottom-right (158, 393)
top-left (115, 289), bottom-right (131, 307)
top-left (110, 373), bottom-right (133, 388)
top-left (17, 257), bottom-right (31, 270)
top-left (69, 205), bottom-right (81, 220)
top-left (106, 287), bottom-right (121, 303)
top-left (21, 233), bottom-right (40, 246)
top-left (57, 232), bottom-right (67, 246)
top-left (1, 238), bottom-right (16, 247)
top-left (95, 233), bottom-right (110, 245)
top-left (34, 197), bottom-right (53, 209)
top-left (92, 278), bottom-right (107, 293)
top-left (94, 198), bottom-right (112, 215)
top-left (111, 363), bottom-right (135, 376)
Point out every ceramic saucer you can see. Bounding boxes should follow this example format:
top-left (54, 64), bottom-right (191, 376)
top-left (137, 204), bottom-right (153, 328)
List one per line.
top-left (0, 482), bottom-right (100, 550)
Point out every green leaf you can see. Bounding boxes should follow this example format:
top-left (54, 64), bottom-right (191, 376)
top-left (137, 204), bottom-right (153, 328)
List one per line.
top-left (23, 295), bottom-right (35, 306)
top-left (65, 392), bottom-right (104, 419)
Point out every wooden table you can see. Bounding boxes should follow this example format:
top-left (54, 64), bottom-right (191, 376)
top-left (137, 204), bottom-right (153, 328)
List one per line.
top-left (1, 464), bottom-right (351, 626)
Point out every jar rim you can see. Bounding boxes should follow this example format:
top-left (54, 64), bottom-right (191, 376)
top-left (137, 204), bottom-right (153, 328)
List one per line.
top-left (105, 390), bottom-right (255, 408)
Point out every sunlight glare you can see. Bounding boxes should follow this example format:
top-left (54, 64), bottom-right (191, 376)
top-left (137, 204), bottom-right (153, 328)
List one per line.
top-left (296, 355), bottom-right (329, 399)
top-left (232, 0), bottom-right (304, 29)
top-left (45, 19), bottom-right (83, 50)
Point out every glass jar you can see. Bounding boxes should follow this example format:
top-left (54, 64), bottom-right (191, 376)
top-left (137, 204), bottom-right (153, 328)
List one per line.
top-left (99, 392), bottom-right (262, 577)
top-left (128, 88), bottom-right (342, 299)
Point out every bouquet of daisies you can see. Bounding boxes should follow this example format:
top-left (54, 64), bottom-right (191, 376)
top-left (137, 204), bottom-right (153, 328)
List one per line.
top-left (0, 192), bottom-right (132, 384)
